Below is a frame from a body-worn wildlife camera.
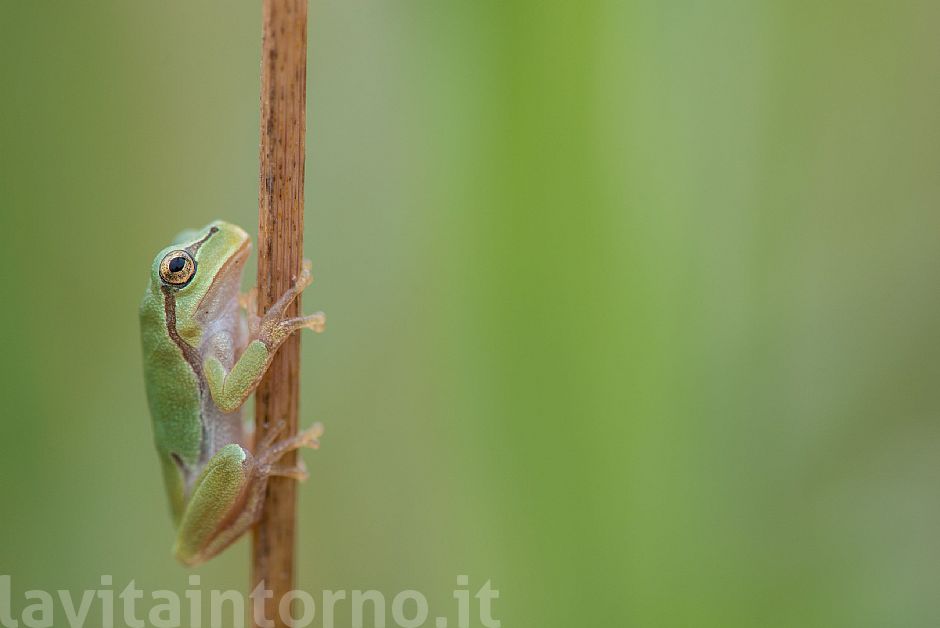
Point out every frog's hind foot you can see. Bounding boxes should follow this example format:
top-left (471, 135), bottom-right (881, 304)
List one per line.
top-left (266, 461), bottom-right (310, 481)
top-left (255, 420), bottom-right (324, 469)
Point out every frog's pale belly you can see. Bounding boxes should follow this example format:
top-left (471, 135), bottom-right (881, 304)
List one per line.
top-left (197, 299), bottom-right (251, 461)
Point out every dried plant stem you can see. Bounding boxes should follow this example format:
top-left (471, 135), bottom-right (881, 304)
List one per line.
top-left (252, 0), bottom-right (308, 626)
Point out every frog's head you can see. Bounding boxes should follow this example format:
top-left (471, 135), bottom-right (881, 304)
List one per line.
top-left (148, 220), bottom-right (251, 346)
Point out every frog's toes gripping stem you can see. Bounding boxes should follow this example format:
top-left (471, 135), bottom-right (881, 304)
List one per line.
top-left (257, 259), bottom-right (324, 346)
top-left (258, 420), bottom-right (323, 462)
top-left (267, 462), bottom-right (309, 481)
top-left (257, 421), bottom-right (322, 480)
top-left (276, 312), bottom-right (327, 338)
top-left (265, 259), bottom-right (314, 321)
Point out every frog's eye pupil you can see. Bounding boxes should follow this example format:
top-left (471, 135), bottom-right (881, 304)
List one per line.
top-left (169, 257), bottom-right (186, 273)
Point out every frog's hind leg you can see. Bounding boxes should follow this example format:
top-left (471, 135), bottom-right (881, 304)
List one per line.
top-left (172, 424), bottom-right (323, 566)
top-left (172, 444), bottom-right (259, 566)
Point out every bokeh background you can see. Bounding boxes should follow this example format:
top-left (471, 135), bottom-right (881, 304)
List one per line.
top-left (2, 1), bottom-right (939, 626)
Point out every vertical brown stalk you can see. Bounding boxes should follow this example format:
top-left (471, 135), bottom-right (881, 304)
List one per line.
top-left (253, 0), bottom-right (307, 626)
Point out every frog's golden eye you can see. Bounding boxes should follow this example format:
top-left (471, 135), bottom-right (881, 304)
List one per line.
top-left (159, 250), bottom-right (196, 287)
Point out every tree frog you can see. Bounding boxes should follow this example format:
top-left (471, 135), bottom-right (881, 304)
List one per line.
top-left (139, 220), bottom-right (325, 566)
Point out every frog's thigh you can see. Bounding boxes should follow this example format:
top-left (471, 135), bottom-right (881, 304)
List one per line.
top-left (173, 444), bottom-right (255, 565)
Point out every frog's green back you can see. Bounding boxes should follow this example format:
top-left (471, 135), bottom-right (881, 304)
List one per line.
top-left (139, 287), bottom-right (203, 467)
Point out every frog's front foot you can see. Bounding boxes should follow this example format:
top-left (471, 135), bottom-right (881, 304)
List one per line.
top-left (257, 259), bottom-right (325, 346)
top-left (260, 310), bottom-right (326, 346)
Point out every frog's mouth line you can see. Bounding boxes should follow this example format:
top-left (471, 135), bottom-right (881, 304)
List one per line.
top-left (196, 239), bottom-right (252, 320)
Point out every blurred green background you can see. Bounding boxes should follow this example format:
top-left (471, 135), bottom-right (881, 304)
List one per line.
top-left (2, 1), bottom-right (939, 626)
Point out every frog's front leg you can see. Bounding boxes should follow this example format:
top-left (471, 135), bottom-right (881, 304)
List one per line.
top-left (204, 261), bottom-right (325, 413)
top-left (174, 422), bottom-right (323, 566)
